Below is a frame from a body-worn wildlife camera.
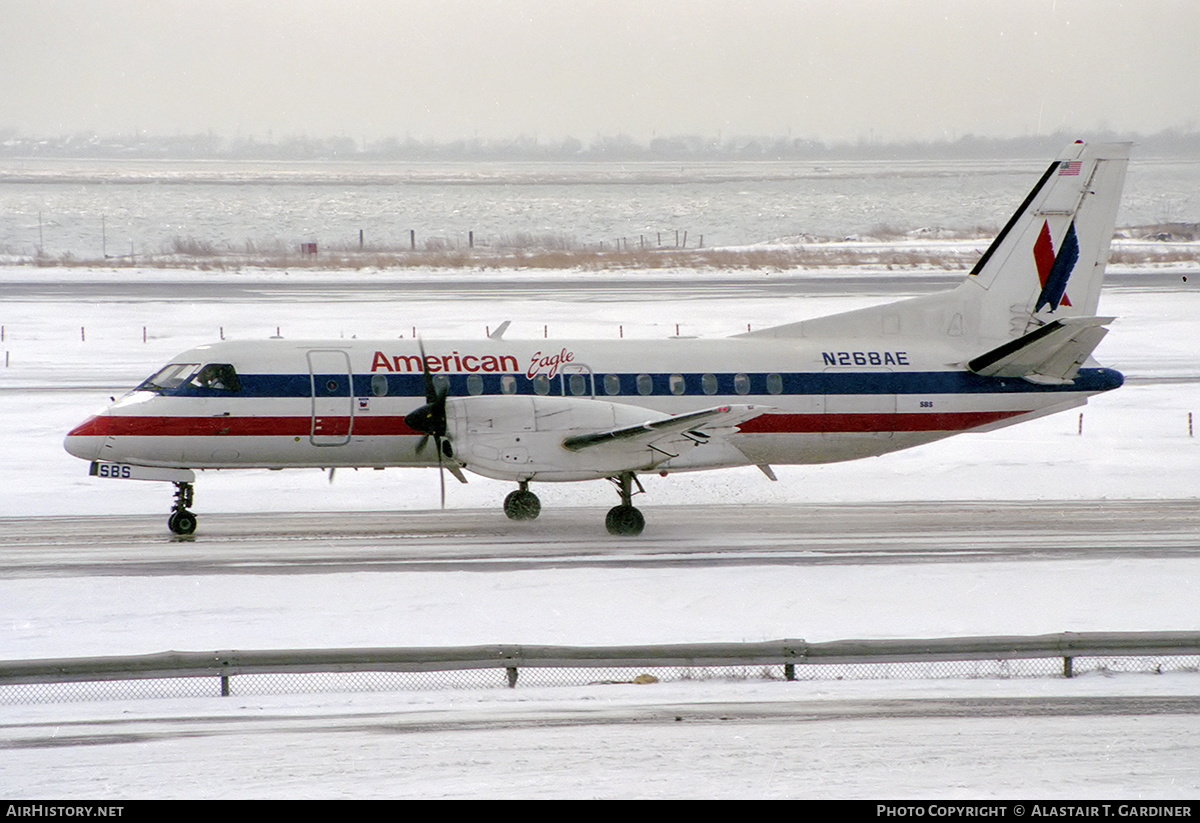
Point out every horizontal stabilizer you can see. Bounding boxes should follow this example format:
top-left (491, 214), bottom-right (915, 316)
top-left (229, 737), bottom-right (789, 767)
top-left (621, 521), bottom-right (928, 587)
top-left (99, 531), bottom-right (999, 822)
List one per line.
top-left (968, 316), bottom-right (1113, 383)
top-left (562, 404), bottom-right (766, 453)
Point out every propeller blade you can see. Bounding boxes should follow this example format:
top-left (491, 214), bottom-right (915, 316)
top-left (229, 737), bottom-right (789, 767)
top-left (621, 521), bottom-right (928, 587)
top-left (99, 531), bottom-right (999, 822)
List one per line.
top-left (404, 336), bottom-right (449, 442)
top-left (436, 436), bottom-right (446, 509)
top-left (417, 337), bottom-right (438, 405)
top-left (410, 337), bottom-right (450, 510)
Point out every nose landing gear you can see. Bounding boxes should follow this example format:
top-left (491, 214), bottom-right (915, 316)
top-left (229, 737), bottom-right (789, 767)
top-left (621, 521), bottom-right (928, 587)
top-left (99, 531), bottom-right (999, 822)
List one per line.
top-left (168, 481), bottom-right (197, 536)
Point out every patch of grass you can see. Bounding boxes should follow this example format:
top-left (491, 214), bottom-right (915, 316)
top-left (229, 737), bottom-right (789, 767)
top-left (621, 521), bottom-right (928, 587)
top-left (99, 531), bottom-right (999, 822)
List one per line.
top-left (12, 225), bottom-right (1195, 271)
top-left (16, 245), bottom-right (983, 271)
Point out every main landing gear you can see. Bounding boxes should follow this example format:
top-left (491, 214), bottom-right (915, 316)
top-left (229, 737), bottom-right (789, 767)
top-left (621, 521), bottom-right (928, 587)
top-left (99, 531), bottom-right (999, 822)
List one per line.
top-left (501, 474), bottom-right (646, 536)
top-left (503, 481), bottom-right (541, 521)
top-left (605, 472), bottom-right (645, 536)
top-left (168, 481), bottom-right (197, 536)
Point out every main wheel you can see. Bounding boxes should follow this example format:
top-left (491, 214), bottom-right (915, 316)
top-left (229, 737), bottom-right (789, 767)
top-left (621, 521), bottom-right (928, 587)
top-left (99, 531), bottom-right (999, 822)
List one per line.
top-left (503, 489), bottom-right (541, 521)
top-left (605, 505), bottom-right (645, 536)
top-left (168, 509), bottom-right (197, 536)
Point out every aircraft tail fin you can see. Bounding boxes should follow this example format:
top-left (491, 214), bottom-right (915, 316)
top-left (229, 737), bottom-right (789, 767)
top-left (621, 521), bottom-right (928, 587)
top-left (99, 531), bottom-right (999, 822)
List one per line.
top-left (965, 140), bottom-right (1130, 336)
top-left (743, 141), bottom-right (1131, 346)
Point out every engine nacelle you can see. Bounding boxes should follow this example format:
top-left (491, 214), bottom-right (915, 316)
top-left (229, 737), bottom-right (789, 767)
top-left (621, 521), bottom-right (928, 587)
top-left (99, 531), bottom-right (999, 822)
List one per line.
top-left (445, 395), bottom-right (677, 481)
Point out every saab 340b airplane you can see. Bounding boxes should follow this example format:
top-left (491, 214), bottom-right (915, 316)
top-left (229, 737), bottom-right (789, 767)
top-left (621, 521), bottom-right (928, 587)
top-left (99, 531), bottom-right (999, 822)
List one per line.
top-left (65, 141), bottom-right (1130, 536)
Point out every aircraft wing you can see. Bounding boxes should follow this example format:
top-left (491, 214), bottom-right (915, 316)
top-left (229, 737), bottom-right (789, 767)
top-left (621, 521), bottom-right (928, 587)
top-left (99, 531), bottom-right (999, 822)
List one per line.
top-left (562, 404), bottom-right (767, 457)
top-left (968, 316), bottom-right (1114, 384)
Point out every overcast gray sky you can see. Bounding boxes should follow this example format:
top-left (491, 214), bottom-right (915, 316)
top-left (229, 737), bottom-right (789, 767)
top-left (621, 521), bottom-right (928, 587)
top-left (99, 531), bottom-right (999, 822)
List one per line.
top-left (3, 0), bottom-right (1197, 144)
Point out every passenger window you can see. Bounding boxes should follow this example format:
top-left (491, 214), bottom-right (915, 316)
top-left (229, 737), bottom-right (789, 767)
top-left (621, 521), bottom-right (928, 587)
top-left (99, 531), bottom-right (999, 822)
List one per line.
top-left (371, 374), bottom-right (389, 397)
top-left (501, 375), bottom-right (517, 395)
top-left (533, 374), bottom-right (550, 396)
top-left (734, 373), bottom-right (751, 395)
top-left (767, 373), bottom-right (783, 395)
top-left (191, 363), bottom-right (241, 392)
top-left (432, 375), bottom-right (450, 395)
top-left (636, 374), bottom-right (654, 395)
top-left (604, 374), bottom-right (621, 395)
top-left (467, 374), bottom-right (484, 395)
top-left (701, 373), bottom-right (718, 395)
top-left (569, 373), bottom-right (588, 396)
top-left (669, 374), bottom-right (686, 396)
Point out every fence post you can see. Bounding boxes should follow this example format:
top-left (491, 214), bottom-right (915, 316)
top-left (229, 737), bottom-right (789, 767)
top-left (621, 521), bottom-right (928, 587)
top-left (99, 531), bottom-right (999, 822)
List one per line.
top-left (784, 663), bottom-right (795, 681)
top-left (1063, 656), bottom-right (1074, 679)
top-left (221, 674), bottom-right (230, 696)
top-left (506, 666), bottom-right (518, 688)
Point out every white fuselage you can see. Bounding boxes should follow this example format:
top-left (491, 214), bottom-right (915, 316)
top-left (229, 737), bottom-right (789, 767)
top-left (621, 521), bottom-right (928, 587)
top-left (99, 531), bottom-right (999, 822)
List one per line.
top-left (64, 334), bottom-right (1122, 482)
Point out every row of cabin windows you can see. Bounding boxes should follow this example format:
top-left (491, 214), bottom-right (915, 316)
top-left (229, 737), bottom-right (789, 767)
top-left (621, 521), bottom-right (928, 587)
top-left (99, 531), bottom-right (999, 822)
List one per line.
top-left (370, 372), bottom-right (786, 398)
top-left (146, 365), bottom-right (794, 399)
top-left (541, 372), bottom-right (787, 397)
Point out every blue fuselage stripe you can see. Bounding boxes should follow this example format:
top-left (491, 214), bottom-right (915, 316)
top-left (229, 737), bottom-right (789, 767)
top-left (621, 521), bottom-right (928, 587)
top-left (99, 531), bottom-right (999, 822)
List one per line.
top-left (152, 368), bottom-right (1124, 399)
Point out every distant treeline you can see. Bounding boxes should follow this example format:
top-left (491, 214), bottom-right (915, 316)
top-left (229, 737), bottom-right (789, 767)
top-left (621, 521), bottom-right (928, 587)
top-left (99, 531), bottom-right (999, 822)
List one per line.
top-left (4, 129), bottom-right (1200, 162)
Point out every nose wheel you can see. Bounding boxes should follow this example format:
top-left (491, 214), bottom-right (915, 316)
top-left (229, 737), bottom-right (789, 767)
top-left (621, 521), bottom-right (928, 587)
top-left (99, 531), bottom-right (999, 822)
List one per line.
top-left (168, 481), bottom-right (197, 535)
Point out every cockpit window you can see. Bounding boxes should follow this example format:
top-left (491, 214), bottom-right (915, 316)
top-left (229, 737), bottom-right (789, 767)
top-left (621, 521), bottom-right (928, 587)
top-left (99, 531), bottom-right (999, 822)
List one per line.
top-left (139, 363), bottom-right (241, 394)
top-left (190, 363), bottom-right (242, 392)
top-left (140, 363), bottom-right (201, 393)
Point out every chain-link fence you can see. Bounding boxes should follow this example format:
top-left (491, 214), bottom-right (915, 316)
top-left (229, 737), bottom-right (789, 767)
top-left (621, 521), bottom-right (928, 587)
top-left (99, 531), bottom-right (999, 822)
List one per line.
top-left (3, 636), bottom-right (1198, 705)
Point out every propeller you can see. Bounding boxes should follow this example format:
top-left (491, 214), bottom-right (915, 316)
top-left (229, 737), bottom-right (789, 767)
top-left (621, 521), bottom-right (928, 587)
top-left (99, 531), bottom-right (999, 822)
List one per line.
top-left (403, 339), bottom-right (451, 507)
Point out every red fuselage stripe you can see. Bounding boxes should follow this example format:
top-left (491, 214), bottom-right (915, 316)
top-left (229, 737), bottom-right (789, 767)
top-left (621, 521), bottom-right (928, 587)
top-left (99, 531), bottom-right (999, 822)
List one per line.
top-left (736, 410), bottom-right (1024, 433)
top-left (68, 410), bottom-right (1027, 438)
top-left (67, 415), bottom-right (420, 437)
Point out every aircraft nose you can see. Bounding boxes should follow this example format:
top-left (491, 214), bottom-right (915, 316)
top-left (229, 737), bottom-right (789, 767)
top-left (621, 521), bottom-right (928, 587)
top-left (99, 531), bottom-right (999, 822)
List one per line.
top-left (64, 415), bottom-right (105, 461)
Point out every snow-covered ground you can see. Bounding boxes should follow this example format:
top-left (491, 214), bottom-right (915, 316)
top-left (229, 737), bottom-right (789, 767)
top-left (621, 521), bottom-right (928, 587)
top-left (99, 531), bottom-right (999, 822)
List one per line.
top-left (7, 677), bottom-right (1200, 800)
top-left (2, 265), bottom-right (1198, 798)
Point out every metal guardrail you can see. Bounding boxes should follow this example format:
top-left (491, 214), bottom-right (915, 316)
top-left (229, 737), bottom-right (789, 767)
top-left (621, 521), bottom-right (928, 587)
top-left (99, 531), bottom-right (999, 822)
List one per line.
top-left (3, 632), bottom-right (1199, 697)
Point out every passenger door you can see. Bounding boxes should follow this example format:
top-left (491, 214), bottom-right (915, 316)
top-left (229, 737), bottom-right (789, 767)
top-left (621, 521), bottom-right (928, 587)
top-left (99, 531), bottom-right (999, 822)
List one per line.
top-left (307, 349), bottom-right (354, 446)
